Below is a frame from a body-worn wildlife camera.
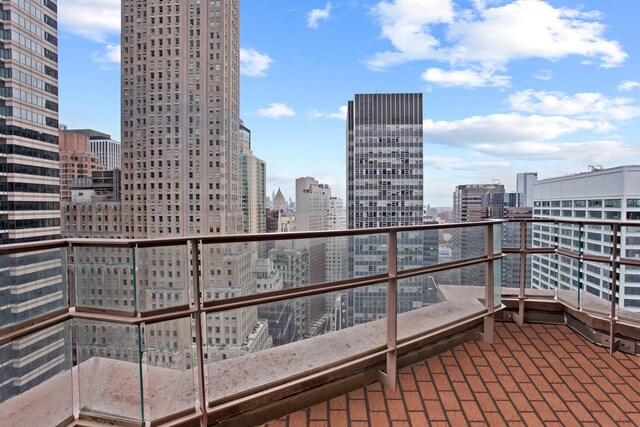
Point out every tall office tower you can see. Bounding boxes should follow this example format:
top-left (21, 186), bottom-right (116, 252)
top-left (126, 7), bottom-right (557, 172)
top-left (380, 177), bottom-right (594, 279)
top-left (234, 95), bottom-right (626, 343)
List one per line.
top-left (295, 177), bottom-right (330, 333)
top-left (346, 93), bottom-right (425, 325)
top-left (66, 129), bottom-right (121, 170)
top-left (452, 184), bottom-right (505, 285)
top-left (503, 192), bottom-right (533, 288)
top-left (0, 0), bottom-right (63, 403)
top-left (326, 197), bottom-right (347, 282)
top-left (517, 172), bottom-right (538, 208)
top-left (120, 0), bottom-right (269, 364)
top-left (273, 188), bottom-right (286, 211)
top-left (532, 166), bottom-right (640, 311)
top-left (239, 121), bottom-right (266, 235)
top-left (59, 129), bottom-right (105, 201)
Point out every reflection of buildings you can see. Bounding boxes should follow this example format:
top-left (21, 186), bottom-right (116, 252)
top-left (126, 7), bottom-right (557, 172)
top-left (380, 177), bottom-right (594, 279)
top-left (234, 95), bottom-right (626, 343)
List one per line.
top-left (532, 166), bottom-right (640, 311)
top-left (346, 93), bottom-right (425, 325)
top-left (453, 184), bottom-right (505, 285)
top-left (0, 0), bottom-right (66, 403)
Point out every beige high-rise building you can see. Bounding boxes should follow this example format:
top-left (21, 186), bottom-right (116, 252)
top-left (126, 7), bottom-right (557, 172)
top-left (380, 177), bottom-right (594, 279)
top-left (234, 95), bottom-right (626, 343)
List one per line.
top-left (59, 129), bottom-right (105, 201)
top-left (120, 0), bottom-right (269, 365)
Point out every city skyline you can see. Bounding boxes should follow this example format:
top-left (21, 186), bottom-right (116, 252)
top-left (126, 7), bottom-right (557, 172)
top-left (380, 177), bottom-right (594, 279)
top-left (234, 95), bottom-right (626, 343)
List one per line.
top-left (59, 0), bottom-right (640, 205)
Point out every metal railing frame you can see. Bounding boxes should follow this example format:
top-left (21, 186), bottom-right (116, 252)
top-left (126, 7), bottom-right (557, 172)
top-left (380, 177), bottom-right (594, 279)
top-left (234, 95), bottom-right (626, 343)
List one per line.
top-left (1, 218), bottom-right (639, 426)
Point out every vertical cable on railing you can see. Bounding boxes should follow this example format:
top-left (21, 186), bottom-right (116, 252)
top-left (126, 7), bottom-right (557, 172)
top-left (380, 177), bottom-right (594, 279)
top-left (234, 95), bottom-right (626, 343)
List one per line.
top-left (378, 230), bottom-right (398, 390)
top-left (191, 239), bottom-right (208, 426)
top-left (514, 220), bottom-right (527, 326)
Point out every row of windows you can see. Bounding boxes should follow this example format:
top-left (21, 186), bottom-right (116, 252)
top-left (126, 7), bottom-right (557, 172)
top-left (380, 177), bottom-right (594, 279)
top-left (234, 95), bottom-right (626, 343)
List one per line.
top-left (0, 106), bottom-right (58, 127)
top-left (536, 199), bottom-right (640, 208)
top-left (6, 9), bottom-right (56, 46)
top-left (0, 86), bottom-right (58, 111)
top-left (0, 47), bottom-right (57, 78)
top-left (2, 30), bottom-right (57, 63)
top-left (0, 67), bottom-right (58, 95)
top-left (0, 181), bottom-right (59, 194)
top-left (0, 217), bottom-right (60, 229)
top-left (10, 0), bottom-right (57, 29)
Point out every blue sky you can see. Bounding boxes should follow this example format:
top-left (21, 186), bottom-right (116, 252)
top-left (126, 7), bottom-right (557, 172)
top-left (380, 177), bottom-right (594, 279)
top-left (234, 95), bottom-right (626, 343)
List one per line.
top-left (59, 0), bottom-right (640, 206)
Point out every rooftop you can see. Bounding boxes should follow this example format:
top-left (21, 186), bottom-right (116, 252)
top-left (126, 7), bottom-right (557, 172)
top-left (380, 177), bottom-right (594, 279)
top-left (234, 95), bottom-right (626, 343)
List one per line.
top-left (261, 322), bottom-right (640, 427)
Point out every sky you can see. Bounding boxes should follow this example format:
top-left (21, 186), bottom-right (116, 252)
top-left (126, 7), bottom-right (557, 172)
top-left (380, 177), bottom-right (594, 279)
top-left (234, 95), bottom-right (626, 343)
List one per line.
top-left (59, 0), bottom-right (640, 206)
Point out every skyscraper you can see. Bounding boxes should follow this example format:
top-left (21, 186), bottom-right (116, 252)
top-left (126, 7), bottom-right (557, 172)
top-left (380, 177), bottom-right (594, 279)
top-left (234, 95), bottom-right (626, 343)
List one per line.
top-left (346, 93), bottom-right (425, 325)
top-left (120, 0), bottom-right (269, 364)
top-left (0, 0), bottom-right (64, 402)
top-left (517, 172), bottom-right (538, 208)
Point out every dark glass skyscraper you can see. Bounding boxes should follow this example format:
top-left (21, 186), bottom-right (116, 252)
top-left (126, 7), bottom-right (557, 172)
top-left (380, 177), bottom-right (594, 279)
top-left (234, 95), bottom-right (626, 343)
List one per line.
top-left (346, 93), bottom-right (425, 325)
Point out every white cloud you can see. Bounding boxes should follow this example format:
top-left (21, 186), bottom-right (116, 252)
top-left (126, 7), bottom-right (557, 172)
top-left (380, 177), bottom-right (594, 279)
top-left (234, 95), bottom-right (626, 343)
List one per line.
top-left (91, 44), bottom-right (121, 66)
top-left (618, 80), bottom-right (640, 92)
top-left (240, 48), bottom-right (274, 77)
top-left (59, 0), bottom-right (120, 42)
top-left (422, 67), bottom-right (510, 88)
top-left (424, 156), bottom-right (510, 170)
top-left (257, 103), bottom-right (296, 118)
top-left (534, 69), bottom-right (553, 80)
top-left (423, 113), bottom-right (628, 162)
top-left (368, 0), bottom-right (627, 81)
top-left (309, 106), bottom-right (348, 120)
top-left (508, 90), bottom-right (640, 121)
top-left (307, 3), bottom-right (333, 29)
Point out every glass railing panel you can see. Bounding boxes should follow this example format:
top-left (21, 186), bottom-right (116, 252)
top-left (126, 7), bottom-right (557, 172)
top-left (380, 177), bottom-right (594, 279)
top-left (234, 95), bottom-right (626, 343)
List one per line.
top-left (1, 246), bottom-right (68, 328)
top-left (580, 261), bottom-right (612, 317)
top-left (502, 221), bottom-right (520, 251)
top-left (583, 224), bottom-right (612, 257)
top-left (501, 254), bottom-right (522, 291)
top-left (142, 316), bottom-right (197, 422)
top-left (431, 225), bottom-right (486, 266)
top-left (556, 223), bottom-right (582, 252)
top-left (528, 253), bottom-right (563, 299)
top-left (530, 221), bottom-right (556, 249)
top-left (202, 233), bottom-right (387, 303)
top-left (77, 319), bottom-right (143, 423)
top-left (0, 321), bottom-right (73, 426)
top-left (494, 257), bottom-right (502, 308)
top-left (74, 246), bottom-right (134, 313)
top-left (205, 284), bottom-right (386, 404)
top-left (619, 225), bottom-right (640, 322)
top-left (136, 245), bottom-right (191, 312)
top-left (493, 223), bottom-right (503, 255)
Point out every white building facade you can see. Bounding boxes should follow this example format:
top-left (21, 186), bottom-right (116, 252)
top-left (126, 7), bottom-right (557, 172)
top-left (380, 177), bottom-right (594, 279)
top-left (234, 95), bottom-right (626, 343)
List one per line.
top-left (532, 166), bottom-right (640, 311)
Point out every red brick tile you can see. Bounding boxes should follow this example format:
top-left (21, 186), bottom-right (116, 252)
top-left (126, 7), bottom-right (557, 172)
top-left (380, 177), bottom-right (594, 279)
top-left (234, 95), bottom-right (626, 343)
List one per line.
top-left (446, 410), bottom-right (468, 426)
top-left (412, 364), bottom-right (430, 381)
top-left (509, 392), bottom-right (533, 412)
top-left (600, 401), bottom-right (630, 422)
top-left (399, 373), bottom-right (417, 391)
top-left (452, 381), bottom-right (474, 401)
top-left (329, 395), bottom-right (347, 410)
top-left (529, 375), bottom-right (553, 393)
top-left (542, 391), bottom-right (568, 412)
top-left (476, 366), bottom-right (497, 382)
top-left (403, 391), bottom-right (423, 412)
top-left (349, 388), bottom-right (365, 399)
top-left (349, 399), bottom-right (368, 421)
top-left (350, 422), bottom-right (369, 427)
top-left (417, 380), bottom-right (437, 400)
top-left (330, 410), bottom-right (348, 426)
top-left (391, 421), bottom-right (410, 427)
top-left (496, 400), bottom-right (521, 422)
top-left (289, 411), bottom-right (307, 426)
top-left (447, 365), bottom-right (465, 382)
top-left (439, 390), bottom-right (462, 411)
top-left (408, 410), bottom-right (429, 426)
top-left (520, 412), bottom-right (543, 427)
top-left (551, 383), bottom-right (578, 402)
top-left (591, 411), bottom-right (616, 426)
top-left (531, 401), bottom-right (558, 422)
top-left (475, 392), bottom-right (499, 413)
top-left (609, 394), bottom-right (638, 412)
top-left (309, 422), bottom-right (326, 427)
top-left (461, 400), bottom-right (484, 421)
top-left (432, 373), bottom-right (453, 391)
top-left (424, 399), bottom-right (447, 421)
top-left (309, 402), bottom-right (327, 420)
top-left (496, 375), bottom-right (519, 393)
top-left (370, 411), bottom-right (390, 427)
top-left (556, 411), bottom-right (580, 426)
top-left (518, 382), bottom-right (543, 401)
top-left (264, 420), bottom-right (287, 427)
top-left (466, 375), bottom-right (487, 393)
top-left (367, 391), bottom-right (387, 412)
top-left (387, 399), bottom-right (408, 421)
top-left (484, 412), bottom-right (507, 427)
top-left (383, 384), bottom-right (404, 400)
top-left (486, 382), bottom-right (508, 401)
top-left (427, 357), bottom-right (446, 373)
top-left (367, 382), bottom-right (383, 391)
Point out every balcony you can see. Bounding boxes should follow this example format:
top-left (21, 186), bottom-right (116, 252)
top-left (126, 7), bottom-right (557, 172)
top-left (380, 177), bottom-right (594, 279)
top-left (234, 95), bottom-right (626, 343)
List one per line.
top-left (0, 219), bottom-right (639, 426)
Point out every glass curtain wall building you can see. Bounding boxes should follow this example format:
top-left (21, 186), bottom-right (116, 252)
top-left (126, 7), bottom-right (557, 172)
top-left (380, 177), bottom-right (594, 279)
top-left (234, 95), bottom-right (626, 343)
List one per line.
top-left (0, 0), bottom-right (63, 403)
top-left (346, 93), bottom-right (425, 325)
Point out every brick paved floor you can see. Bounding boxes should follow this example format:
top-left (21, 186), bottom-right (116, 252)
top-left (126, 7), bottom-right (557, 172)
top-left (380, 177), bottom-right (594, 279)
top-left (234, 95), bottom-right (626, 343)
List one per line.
top-left (261, 323), bottom-right (640, 426)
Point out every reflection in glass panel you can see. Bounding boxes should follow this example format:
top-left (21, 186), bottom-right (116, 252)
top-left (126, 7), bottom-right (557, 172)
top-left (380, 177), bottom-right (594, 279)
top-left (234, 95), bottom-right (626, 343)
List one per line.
top-left (0, 247), bottom-right (67, 328)
top-left (136, 245), bottom-right (190, 312)
top-left (142, 317), bottom-right (197, 422)
top-left (434, 226), bottom-right (486, 266)
top-left (205, 285), bottom-right (386, 404)
top-left (77, 320), bottom-right (143, 422)
top-left (74, 246), bottom-right (134, 312)
top-left (0, 321), bottom-right (72, 427)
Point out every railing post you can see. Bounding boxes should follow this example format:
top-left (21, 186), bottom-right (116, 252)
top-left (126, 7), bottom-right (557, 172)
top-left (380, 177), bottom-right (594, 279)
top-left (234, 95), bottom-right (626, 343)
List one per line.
top-left (191, 239), bottom-right (208, 426)
top-left (513, 220), bottom-right (526, 327)
top-left (475, 223), bottom-right (495, 344)
top-left (609, 224), bottom-right (619, 354)
top-left (378, 230), bottom-right (398, 391)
